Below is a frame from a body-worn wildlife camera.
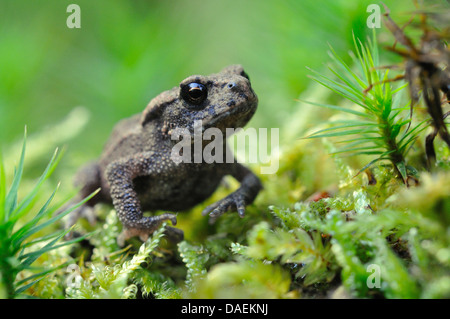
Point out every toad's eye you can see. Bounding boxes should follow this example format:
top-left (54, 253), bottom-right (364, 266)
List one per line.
top-left (181, 82), bottom-right (208, 107)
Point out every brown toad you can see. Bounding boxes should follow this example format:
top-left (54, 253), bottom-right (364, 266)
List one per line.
top-left (67, 65), bottom-right (262, 244)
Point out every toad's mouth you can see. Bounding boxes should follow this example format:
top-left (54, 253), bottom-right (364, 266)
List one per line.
top-left (202, 98), bottom-right (258, 132)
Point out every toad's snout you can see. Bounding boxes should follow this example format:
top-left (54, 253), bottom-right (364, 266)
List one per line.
top-left (226, 77), bottom-right (257, 103)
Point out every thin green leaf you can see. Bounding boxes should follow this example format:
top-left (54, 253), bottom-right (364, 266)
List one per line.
top-left (19, 230), bottom-right (94, 271)
top-left (20, 228), bottom-right (67, 251)
top-left (0, 150), bottom-right (6, 222)
top-left (307, 128), bottom-right (379, 139)
top-left (397, 120), bottom-right (429, 149)
top-left (18, 188), bottom-right (100, 243)
top-left (15, 261), bottom-right (70, 287)
top-left (334, 139), bottom-right (376, 150)
top-left (328, 66), bottom-right (364, 98)
top-left (334, 136), bottom-right (384, 144)
top-left (369, 29), bottom-right (379, 68)
top-left (308, 75), bottom-right (371, 112)
top-left (353, 156), bottom-right (391, 177)
top-left (402, 137), bottom-right (419, 157)
top-left (10, 148), bottom-right (62, 222)
top-left (396, 161), bottom-right (408, 183)
top-left (388, 108), bottom-right (408, 123)
top-left (381, 78), bottom-right (392, 120)
top-left (11, 184), bottom-right (60, 249)
top-left (5, 127), bottom-right (27, 222)
top-left (331, 146), bottom-right (382, 155)
top-left (390, 125), bottom-right (401, 140)
top-left (342, 150), bottom-right (385, 156)
top-left (398, 133), bottom-right (421, 153)
top-left (307, 123), bottom-right (379, 136)
top-left (299, 99), bottom-right (369, 117)
top-left (14, 277), bottom-right (44, 295)
top-left (328, 42), bottom-right (366, 89)
top-left (18, 227), bottom-right (71, 269)
top-left (353, 34), bottom-right (370, 86)
top-left (391, 82), bottom-right (408, 96)
top-left (308, 67), bottom-right (366, 103)
top-left (326, 119), bottom-right (377, 126)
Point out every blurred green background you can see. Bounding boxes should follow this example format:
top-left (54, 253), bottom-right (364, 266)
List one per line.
top-left (0, 0), bottom-right (417, 174)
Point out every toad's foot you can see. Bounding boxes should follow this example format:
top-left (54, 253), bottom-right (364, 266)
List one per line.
top-left (117, 213), bottom-right (181, 246)
top-left (201, 192), bottom-right (246, 224)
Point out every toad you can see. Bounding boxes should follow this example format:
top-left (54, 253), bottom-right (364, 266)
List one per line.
top-left (67, 65), bottom-right (262, 244)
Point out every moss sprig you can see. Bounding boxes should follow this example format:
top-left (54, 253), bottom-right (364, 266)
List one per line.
top-left (303, 31), bottom-right (428, 183)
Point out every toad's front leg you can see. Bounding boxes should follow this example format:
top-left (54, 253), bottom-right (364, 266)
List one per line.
top-left (202, 162), bottom-right (262, 223)
top-left (105, 153), bottom-right (182, 245)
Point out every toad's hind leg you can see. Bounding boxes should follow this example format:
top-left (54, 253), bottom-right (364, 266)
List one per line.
top-left (65, 161), bottom-right (102, 230)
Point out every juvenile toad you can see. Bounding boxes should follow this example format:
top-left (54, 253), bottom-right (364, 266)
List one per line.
top-left (68, 65), bottom-right (262, 244)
